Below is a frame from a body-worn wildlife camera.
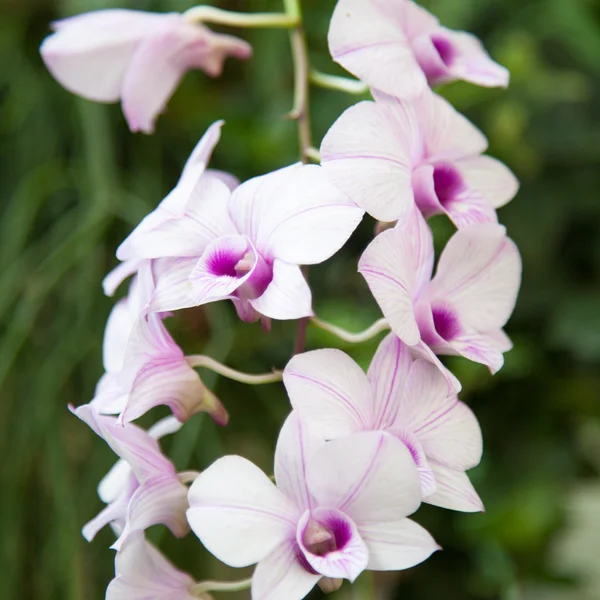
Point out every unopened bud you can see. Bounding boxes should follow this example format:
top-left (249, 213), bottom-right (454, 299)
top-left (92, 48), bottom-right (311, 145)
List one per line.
top-left (318, 577), bottom-right (343, 594)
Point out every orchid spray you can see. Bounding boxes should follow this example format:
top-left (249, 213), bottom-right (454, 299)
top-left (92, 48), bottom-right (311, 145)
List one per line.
top-left (43, 0), bottom-right (521, 597)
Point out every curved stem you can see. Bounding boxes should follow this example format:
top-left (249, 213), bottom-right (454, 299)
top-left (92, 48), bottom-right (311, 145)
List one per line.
top-left (284, 0), bottom-right (313, 355)
top-left (192, 576), bottom-right (253, 595)
top-left (310, 317), bottom-right (390, 344)
top-left (310, 70), bottom-right (369, 95)
top-left (186, 355), bottom-right (282, 385)
top-left (184, 6), bottom-right (298, 28)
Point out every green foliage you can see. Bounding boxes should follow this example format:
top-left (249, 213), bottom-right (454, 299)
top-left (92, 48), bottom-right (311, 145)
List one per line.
top-left (1, 0), bottom-right (599, 599)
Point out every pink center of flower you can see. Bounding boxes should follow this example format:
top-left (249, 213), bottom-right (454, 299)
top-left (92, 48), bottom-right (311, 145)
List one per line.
top-left (431, 304), bottom-right (461, 342)
top-left (302, 515), bottom-right (351, 556)
top-left (206, 246), bottom-right (242, 278)
top-left (433, 163), bottom-right (465, 209)
top-left (431, 34), bottom-right (456, 67)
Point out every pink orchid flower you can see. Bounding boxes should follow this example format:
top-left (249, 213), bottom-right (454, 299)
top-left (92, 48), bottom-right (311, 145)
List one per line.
top-left (329, 0), bottom-right (508, 99)
top-left (187, 413), bottom-right (438, 599)
top-left (284, 335), bottom-right (484, 512)
top-left (72, 406), bottom-right (189, 550)
top-left (107, 532), bottom-right (202, 600)
top-left (359, 207), bottom-right (522, 374)
top-left (40, 9), bottom-right (252, 133)
top-left (103, 120), bottom-right (236, 297)
top-left (321, 88), bottom-right (518, 224)
top-left (145, 163), bottom-right (364, 322)
top-left (93, 262), bottom-right (227, 425)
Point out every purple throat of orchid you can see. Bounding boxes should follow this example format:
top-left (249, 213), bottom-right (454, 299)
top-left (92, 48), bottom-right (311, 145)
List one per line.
top-left (431, 35), bottom-right (456, 68)
top-left (431, 304), bottom-right (462, 342)
top-left (433, 162), bottom-right (465, 210)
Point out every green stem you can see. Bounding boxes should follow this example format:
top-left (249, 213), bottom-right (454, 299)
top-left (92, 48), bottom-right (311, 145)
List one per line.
top-left (310, 317), bottom-right (390, 344)
top-left (310, 69), bottom-right (369, 95)
top-left (191, 576), bottom-right (253, 596)
top-left (186, 355), bottom-right (282, 385)
top-left (184, 6), bottom-right (298, 28)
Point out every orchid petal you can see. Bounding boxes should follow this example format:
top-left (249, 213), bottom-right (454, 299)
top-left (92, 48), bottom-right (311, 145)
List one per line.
top-left (430, 27), bottom-right (509, 88)
top-left (320, 99), bottom-right (415, 222)
top-left (328, 0), bottom-right (428, 99)
top-left (119, 174), bottom-right (235, 260)
top-left (430, 224), bottom-right (522, 332)
top-left (187, 456), bottom-right (297, 568)
top-left (103, 299), bottom-right (134, 373)
top-left (409, 340), bottom-right (462, 394)
top-left (82, 496), bottom-right (129, 542)
top-left (72, 406), bottom-right (173, 483)
top-left (454, 155), bottom-right (519, 209)
top-left (284, 349), bottom-right (372, 440)
top-left (274, 412), bottom-right (322, 512)
top-left (113, 474), bottom-right (189, 550)
top-left (398, 360), bottom-right (482, 470)
top-left (297, 508), bottom-right (368, 581)
top-left (360, 518), bottom-right (439, 570)
top-left (231, 164), bottom-right (363, 265)
top-left (413, 90), bottom-right (488, 160)
top-left (449, 332), bottom-right (506, 374)
top-left (149, 257), bottom-right (199, 313)
top-left (249, 259), bottom-right (312, 320)
top-left (367, 334), bottom-right (414, 429)
top-left (359, 208), bottom-right (433, 346)
top-left (252, 541), bottom-right (320, 600)
top-left (107, 532), bottom-right (196, 600)
top-left (425, 461), bottom-right (484, 512)
top-left (40, 9), bottom-right (164, 102)
top-left (308, 432), bottom-right (422, 524)
top-left (103, 257), bottom-right (144, 297)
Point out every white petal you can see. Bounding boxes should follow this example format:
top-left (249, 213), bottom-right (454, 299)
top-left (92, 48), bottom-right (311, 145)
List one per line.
top-left (448, 331), bottom-right (506, 374)
top-left (103, 298), bottom-right (134, 373)
top-left (367, 333), bottom-right (414, 429)
top-left (120, 18), bottom-right (198, 133)
top-left (284, 349), bottom-right (372, 440)
top-left (229, 164), bottom-right (364, 265)
top-left (328, 0), bottom-right (428, 99)
top-left (187, 456), bottom-right (297, 568)
top-left (249, 260), bottom-right (313, 320)
top-left (102, 257), bottom-right (144, 297)
top-left (359, 208), bottom-right (434, 346)
top-left (414, 89), bottom-right (488, 160)
top-left (425, 461), bottom-right (484, 512)
top-left (397, 360), bottom-right (482, 470)
top-left (98, 459), bottom-right (133, 504)
top-left (308, 431), bottom-right (422, 524)
top-left (147, 415), bottom-right (184, 439)
top-left (120, 174), bottom-right (235, 260)
top-left (113, 475), bottom-right (189, 549)
top-left (149, 257), bottom-right (200, 313)
top-left (274, 413), bottom-right (323, 512)
top-left (252, 541), bottom-right (321, 600)
top-left (360, 518), bottom-right (439, 570)
top-left (409, 340), bottom-right (462, 394)
top-left (430, 224), bottom-right (522, 332)
top-left (321, 99), bottom-right (415, 222)
top-left (107, 532), bottom-right (196, 600)
top-left (72, 406), bottom-right (174, 483)
top-left (40, 9), bottom-right (164, 102)
top-left (454, 155), bottom-right (519, 209)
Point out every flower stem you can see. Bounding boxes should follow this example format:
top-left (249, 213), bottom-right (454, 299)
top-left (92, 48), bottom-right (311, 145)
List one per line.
top-left (310, 317), bottom-right (390, 344)
top-left (183, 6), bottom-right (298, 29)
top-left (192, 576), bottom-right (253, 595)
top-left (186, 355), bottom-right (282, 385)
top-left (284, 0), bottom-right (313, 355)
top-left (310, 69), bottom-right (369, 95)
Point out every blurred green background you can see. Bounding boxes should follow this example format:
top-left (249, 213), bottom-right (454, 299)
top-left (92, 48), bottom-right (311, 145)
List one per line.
top-left (1, 0), bottom-right (600, 598)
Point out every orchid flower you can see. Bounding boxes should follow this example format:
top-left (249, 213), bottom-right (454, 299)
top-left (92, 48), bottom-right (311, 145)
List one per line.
top-left (93, 261), bottom-right (226, 425)
top-left (107, 532), bottom-right (203, 600)
top-left (187, 413), bottom-right (438, 599)
top-left (284, 335), bottom-right (484, 512)
top-left (145, 163), bottom-right (364, 322)
top-left (72, 406), bottom-right (190, 550)
top-left (321, 88), bottom-right (518, 225)
top-left (103, 120), bottom-right (237, 297)
top-left (359, 206), bottom-right (521, 374)
top-left (40, 9), bottom-right (252, 133)
top-left (329, 0), bottom-right (508, 100)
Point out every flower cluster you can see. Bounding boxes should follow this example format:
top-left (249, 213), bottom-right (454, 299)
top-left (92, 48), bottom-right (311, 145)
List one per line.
top-left (42, 1), bottom-right (521, 598)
